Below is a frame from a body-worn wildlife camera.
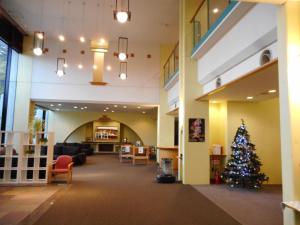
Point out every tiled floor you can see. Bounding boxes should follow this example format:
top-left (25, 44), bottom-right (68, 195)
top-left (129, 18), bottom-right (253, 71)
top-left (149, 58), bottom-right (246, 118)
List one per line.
top-left (0, 185), bottom-right (62, 225)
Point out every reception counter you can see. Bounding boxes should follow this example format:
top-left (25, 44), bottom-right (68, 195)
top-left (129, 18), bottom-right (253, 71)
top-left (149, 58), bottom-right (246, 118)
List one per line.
top-left (157, 146), bottom-right (179, 170)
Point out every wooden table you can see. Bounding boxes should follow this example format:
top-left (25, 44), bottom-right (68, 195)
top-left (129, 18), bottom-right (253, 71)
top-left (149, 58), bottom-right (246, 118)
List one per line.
top-left (157, 146), bottom-right (179, 170)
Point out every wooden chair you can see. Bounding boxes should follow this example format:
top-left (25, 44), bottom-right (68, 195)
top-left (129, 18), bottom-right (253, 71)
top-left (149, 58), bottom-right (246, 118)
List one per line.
top-left (48, 155), bottom-right (74, 184)
top-left (119, 145), bottom-right (133, 163)
top-left (132, 146), bottom-right (150, 165)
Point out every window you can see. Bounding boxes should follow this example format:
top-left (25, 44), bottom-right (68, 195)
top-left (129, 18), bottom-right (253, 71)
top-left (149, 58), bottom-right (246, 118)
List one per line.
top-left (0, 40), bottom-right (8, 128)
top-left (0, 39), bottom-right (19, 130)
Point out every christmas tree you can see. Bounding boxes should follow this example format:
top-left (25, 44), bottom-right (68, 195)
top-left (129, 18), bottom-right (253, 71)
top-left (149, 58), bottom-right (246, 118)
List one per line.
top-left (222, 120), bottom-right (268, 189)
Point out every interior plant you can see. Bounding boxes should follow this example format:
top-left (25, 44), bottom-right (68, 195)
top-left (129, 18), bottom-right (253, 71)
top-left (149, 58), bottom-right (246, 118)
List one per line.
top-left (30, 118), bottom-right (44, 144)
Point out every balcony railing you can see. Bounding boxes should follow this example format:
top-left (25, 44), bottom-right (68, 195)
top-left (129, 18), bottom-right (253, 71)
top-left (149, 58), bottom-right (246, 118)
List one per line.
top-left (163, 42), bottom-right (179, 86)
top-left (191, 0), bottom-right (233, 48)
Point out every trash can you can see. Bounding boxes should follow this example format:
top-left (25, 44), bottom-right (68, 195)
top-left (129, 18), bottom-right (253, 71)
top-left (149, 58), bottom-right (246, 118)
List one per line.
top-left (156, 158), bottom-right (176, 183)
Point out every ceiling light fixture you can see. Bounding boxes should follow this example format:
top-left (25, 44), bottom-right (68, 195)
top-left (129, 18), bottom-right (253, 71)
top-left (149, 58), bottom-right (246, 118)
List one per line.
top-left (111, 110), bottom-right (115, 113)
top-left (268, 89), bottom-right (277, 93)
top-left (50, 104), bottom-right (54, 107)
top-left (33, 0), bottom-right (45, 56)
top-left (56, 58), bottom-right (66, 77)
top-left (33, 32), bottom-right (44, 56)
top-left (137, 106), bottom-right (141, 109)
top-left (123, 106), bottom-right (127, 109)
top-left (106, 107), bottom-right (109, 109)
top-left (246, 96), bottom-right (254, 100)
top-left (106, 65), bottom-right (112, 71)
top-left (58, 104), bottom-right (62, 106)
top-left (114, 105), bottom-right (118, 108)
top-left (74, 106), bottom-right (78, 109)
top-left (56, 108), bottom-right (60, 111)
top-left (212, 8), bottom-right (219, 14)
top-left (78, 64), bottom-right (83, 69)
top-left (80, 36), bottom-right (85, 43)
top-left (119, 62), bottom-right (128, 80)
top-left (117, 37), bottom-right (128, 61)
top-left (84, 106), bottom-right (87, 109)
top-left (142, 111), bottom-right (146, 114)
top-left (113, 0), bottom-right (131, 23)
top-left (58, 35), bottom-right (65, 42)
top-left (79, 2), bottom-right (86, 44)
top-left (93, 65), bottom-right (98, 70)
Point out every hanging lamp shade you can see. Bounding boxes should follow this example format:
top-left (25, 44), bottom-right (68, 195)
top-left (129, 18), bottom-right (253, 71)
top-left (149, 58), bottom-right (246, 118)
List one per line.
top-left (119, 62), bottom-right (128, 80)
top-left (56, 58), bottom-right (66, 77)
top-left (118, 37), bottom-right (128, 61)
top-left (113, 0), bottom-right (131, 23)
top-left (33, 31), bottom-right (44, 56)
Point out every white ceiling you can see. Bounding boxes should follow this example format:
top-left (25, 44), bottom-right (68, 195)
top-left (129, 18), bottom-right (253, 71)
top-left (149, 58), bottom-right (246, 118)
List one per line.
top-left (36, 101), bottom-right (158, 114)
top-left (199, 61), bottom-right (279, 102)
top-left (1, 0), bottom-right (179, 44)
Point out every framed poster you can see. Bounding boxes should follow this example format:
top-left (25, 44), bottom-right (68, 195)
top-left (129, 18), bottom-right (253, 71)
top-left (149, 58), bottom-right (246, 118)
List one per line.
top-left (189, 118), bottom-right (205, 142)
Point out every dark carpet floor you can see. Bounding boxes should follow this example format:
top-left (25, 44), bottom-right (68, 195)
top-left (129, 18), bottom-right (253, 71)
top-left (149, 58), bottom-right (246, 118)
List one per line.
top-left (33, 155), bottom-right (240, 225)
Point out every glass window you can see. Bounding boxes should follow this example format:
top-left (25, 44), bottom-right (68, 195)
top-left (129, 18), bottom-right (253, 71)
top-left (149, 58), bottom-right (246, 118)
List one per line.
top-left (0, 40), bottom-right (8, 128)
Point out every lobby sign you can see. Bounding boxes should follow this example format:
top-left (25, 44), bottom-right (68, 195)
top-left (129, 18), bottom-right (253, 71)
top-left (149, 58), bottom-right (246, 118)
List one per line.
top-left (188, 118), bottom-right (205, 142)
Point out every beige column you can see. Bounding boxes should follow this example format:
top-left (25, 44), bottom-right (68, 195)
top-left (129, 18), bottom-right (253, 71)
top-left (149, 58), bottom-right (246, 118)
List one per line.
top-left (157, 45), bottom-right (175, 162)
top-left (277, 1), bottom-right (300, 225)
top-left (178, 0), bottom-right (209, 184)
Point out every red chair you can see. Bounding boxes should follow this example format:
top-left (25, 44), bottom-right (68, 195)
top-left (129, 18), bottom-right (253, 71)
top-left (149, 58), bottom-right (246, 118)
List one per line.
top-left (48, 155), bottom-right (74, 184)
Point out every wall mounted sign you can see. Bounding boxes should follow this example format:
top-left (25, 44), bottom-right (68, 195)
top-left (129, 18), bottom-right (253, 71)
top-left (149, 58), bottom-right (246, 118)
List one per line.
top-left (189, 118), bottom-right (205, 142)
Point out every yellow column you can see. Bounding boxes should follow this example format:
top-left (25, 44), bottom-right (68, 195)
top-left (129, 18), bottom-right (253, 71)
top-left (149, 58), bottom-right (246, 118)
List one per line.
top-left (178, 0), bottom-right (209, 184)
top-left (277, 1), bottom-right (300, 224)
top-left (157, 45), bottom-right (175, 162)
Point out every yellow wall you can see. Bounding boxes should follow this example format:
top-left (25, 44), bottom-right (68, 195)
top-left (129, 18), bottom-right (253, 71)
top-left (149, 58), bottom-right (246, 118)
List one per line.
top-left (157, 44), bottom-right (176, 148)
top-left (226, 98), bottom-right (281, 184)
top-left (49, 111), bottom-right (157, 146)
top-left (66, 121), bottom-right (141, 144)
top-left (209, 101), bottom-right (227, 154)
top-left (179, 0), bottom-right (210, 184)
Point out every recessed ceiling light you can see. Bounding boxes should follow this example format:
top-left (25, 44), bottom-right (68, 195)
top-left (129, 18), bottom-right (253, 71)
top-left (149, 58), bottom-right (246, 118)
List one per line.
top-left (114, 105), bottom-right (118, 108)
top-left (123, 106), bottom-right (127, 109)
top-left (212, 8), bottom-right (219, 14)
top-left (104, 109), bottom-right (107, 112)
top-left (106, 65), bottom-right (112, 71)
top-left (50, 104), bottom-right (54, 107)
top-left (246, 96), bottom-right (254, 100)
top-left (268, 89), bottom-right (277, 93)
top-left (81, 107), bottom-right (84, 110)
top-left (56, 108), bottom-right (60, 111)
top-left (58, 104), bottom-right (62, 106)
top-left (106, 107), bottom-right (109, 110)
top-left (93, 65), bottom-right (98, 70)
top-left (58, 35), bottom-right (65, 42)
top-left (63, 63), bottom-right (68, 68)
top-left (73, 106), bottom-right (78, 109)
top-left (142, 111), bottom-right (146, 114)
top-left (78, 64), bottom-right (83, 69)
top-left (111, 110), bottom-right (115, 113)
top-left (79, 36), bottom-right (85, 43)
top-left (137, 106), bottom-right (141, 109)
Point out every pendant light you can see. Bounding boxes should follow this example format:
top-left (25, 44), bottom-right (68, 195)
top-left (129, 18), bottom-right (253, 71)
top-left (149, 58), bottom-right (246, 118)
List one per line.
top-left (56, 0), bottom-right (67, 77)
top-left (33, 0), bottom-right (45, 56)
top-left (118, 37), bottom-right (128, 61)
top-left (119, 62), bottom-right (127, 80)
top-left (113, 0), bottom-right (131, 23)
top-left (79, 2), bottom-right (86, 43)
top-left (56, 58), bottom-right (66, 77)
top-left (33, 32), bottom-right (44, 56)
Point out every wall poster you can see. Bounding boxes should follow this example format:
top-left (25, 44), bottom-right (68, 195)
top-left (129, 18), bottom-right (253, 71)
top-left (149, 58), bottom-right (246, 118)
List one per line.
top-left (188, 118), bottom-right (205, 142)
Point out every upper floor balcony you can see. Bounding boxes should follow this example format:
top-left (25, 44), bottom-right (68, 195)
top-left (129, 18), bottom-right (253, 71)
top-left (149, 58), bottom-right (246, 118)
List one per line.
top-left (163, 42), bottom-right (179, 88)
